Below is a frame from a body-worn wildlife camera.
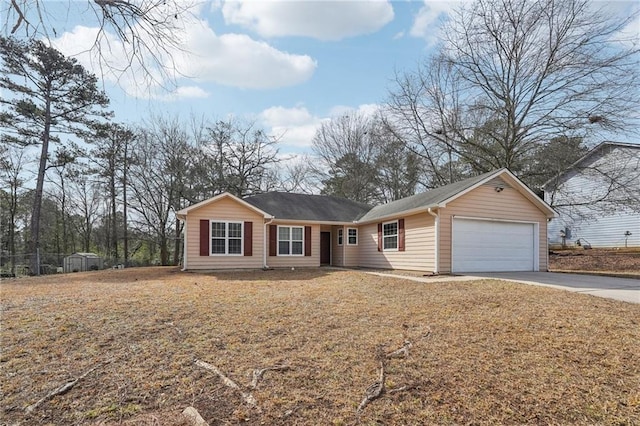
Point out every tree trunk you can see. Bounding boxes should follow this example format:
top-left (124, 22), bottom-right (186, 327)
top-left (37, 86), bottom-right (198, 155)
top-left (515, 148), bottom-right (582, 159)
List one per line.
top-left (9, 185), bottom-right (17, 274)
top-left (29, 94), bottom-right (52, 275)
top-left (110, 167), bottom-right (118, 263)
top-left (60, 176), bottom-right (67, 264)
top-left (160, 237), bottom-right (169, 266)
top-left (173, 219), bottom-right (182, 266)
top-left (123, 141), bottom-right (129, 267)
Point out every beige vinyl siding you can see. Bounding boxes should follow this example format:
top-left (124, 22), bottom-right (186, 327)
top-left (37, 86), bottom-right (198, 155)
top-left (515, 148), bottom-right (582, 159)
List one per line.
top-left (185, 197), bottom-right (264, 270)
top-left (358, 213), bottom-right (436, 272)
top-left (332, 226), bottom-right (344, 267)
top-left (439, 183), bottom-right (548, 273)
top-left (268, 223), bottom-right (321, 268)
top-left (344, 242), bottom-right (359, 267)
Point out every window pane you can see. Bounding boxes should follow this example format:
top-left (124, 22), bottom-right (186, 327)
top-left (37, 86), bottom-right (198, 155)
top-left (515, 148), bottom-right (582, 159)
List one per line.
top-left (212, 238), bottom-right (226, 254)
top-left (383, 222), bottom-right (397, 236)
top-left (279, 241), bottom-right (290, 255)
top-left (228, 223), bottom-right (242, 238)
top-left (384, 236), bottom-right (397, 250)
top-left (291, 227), bottom-right (303, 240)
top-left (348, 229), bottom-right (357, 237)
top-left (279, 227), bottom-right (290, 241)
top-left (211, 222), bottom-right (226, 238)
top-left (338, 229), bottom-right (343, 244)
top-left (228, 238), bottom-right (242, 254)
top-left (292, 241), bottom-right (303, 255)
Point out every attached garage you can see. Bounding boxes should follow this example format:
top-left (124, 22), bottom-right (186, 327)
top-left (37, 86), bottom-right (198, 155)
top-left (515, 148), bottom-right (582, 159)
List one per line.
top-left (452, 218), bottom-right (537, 272)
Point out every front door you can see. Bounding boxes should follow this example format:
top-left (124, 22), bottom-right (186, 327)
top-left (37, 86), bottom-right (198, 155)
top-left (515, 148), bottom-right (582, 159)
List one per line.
top-left (320, 232), bottom-right (331, 265)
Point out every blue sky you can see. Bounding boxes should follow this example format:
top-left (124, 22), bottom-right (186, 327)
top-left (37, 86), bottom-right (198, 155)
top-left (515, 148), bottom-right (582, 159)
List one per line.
top-left (18, 1), bottom-right (640, 155)
top-left (40, 1), bottom-right (455, 154)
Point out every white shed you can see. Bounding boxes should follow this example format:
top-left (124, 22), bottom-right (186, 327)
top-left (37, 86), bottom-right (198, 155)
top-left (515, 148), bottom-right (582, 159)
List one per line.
top-left (63, 253), bottom-right (103, 273)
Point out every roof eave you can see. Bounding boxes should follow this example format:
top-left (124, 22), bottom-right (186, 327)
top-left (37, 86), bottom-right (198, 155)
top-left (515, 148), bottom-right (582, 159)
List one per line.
top-left (270, 218), bottom-right (361, 226)
top-left (355, 204), bottom-right (444, 224)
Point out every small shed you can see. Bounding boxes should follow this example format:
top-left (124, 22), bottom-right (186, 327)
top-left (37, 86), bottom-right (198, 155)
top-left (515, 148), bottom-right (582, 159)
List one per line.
top-left (63, 253), bottom-right (103, 273)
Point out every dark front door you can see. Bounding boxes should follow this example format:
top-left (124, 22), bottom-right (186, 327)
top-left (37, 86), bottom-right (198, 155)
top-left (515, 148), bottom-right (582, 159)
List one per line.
top-left (320, 232), bottom-right (331, 265)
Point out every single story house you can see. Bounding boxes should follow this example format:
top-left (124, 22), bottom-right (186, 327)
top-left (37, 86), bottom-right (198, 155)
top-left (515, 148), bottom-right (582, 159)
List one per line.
top-left (544, 141), bottom-right (640, 248)
top-left (176, 168), bottom-right (556, 273)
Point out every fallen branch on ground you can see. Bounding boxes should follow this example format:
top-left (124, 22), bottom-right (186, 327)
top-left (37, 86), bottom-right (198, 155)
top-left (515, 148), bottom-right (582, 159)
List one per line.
top-left (25, 364), bottom-right (102, 413)
top-left (195, 359), bottom-right (260, 412)
top-left (386, 340), bottom-right (413, 359)
top-left (250, 364), bottom-right (290, 389)
top-left (356, 327), bottom-right (433, 414)
top-left (357, 360), bottom-right (385, 413)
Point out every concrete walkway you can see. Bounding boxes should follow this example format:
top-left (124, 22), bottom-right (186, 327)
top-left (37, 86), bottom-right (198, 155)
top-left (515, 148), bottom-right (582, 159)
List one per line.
top-left (363, 270), bottom-right (639, 304)
top-left (465, 272), bottom-right (640, 304)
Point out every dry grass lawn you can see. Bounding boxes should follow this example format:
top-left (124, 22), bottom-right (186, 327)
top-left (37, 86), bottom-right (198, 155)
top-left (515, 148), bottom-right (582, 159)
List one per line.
top-left (1, 267), bottom-right (639, 425)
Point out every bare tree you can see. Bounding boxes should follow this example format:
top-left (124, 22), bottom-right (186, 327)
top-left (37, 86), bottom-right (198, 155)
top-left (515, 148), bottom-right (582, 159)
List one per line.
top-left (386, 0), bottom-right (640, 187)
top-left (312, 113), bottom-right (381, 204)
top-left (67, 163), bottom-right (103, 253)
top-left (91, 123), bottom-right (135, 264)
top-left (274, 155), bottom-right (319, 194)
top-left (312, 112), bottom-right (422, 204)
top-left (3, 0), bottom-right (195, 86)
top-left (0, 146), bottom-right (30, 274)
top-left (199, 119), bottom-right (281, 197)
top-left (127, 117), bottom-right (195, 266)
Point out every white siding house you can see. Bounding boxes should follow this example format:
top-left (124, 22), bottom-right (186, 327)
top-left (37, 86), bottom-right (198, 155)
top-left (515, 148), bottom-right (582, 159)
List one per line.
top-left (544, 142), bottom-right (640, 248)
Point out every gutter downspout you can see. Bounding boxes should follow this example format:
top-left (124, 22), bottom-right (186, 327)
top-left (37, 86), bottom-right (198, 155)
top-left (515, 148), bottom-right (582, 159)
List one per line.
top-left (427, 208), bottom-right (439, 274)
top-left (264, 217), bottom-right (274, 269)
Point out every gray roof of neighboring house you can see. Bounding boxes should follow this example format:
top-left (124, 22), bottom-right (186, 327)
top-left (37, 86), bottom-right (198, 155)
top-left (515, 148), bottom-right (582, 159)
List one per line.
top-left (357, 170), bottom-right (499, 223)
top-left (243, 192), bottom-right (373, 222)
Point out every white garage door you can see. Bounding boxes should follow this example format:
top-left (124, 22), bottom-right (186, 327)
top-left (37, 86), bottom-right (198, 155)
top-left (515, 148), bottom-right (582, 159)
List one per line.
top-left (452, 218), bottom-right (536, 272)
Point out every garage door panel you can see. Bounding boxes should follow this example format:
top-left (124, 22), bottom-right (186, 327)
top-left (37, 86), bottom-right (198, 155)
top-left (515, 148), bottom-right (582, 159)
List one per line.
top-left (452, 218), bottom-right (535, 272)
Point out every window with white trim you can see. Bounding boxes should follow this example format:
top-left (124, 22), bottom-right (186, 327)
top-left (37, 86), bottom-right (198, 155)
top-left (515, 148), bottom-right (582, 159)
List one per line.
top-left (278, 226), bottom-right (304, 255)
top-left (211, 221), bottom-right (243, 255)
top-left (347, 228), bottom-right (358, 245)
top-left (383, 221), bottom-right (398, 250)
top-left (337, 228), bottom-right (343, 245)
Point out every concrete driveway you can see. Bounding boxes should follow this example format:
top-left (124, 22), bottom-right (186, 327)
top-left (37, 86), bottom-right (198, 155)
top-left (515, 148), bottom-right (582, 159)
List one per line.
top-left (466, 272), bottom-right (640, 304)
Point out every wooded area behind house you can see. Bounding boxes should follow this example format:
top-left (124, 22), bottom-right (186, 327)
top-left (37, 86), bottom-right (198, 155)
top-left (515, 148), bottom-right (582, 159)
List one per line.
top-left (1, 0), bottom-right (639, 274)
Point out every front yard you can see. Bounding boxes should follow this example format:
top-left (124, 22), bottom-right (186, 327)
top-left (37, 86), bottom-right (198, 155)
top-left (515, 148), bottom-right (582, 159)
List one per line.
top-left (1, 267), bottom-right (639, 425)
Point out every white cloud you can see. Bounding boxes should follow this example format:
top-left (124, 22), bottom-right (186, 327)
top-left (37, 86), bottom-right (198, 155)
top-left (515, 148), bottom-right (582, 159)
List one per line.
top-left (177, 25), bottom-right (317, 89)
top-left (410, 1), bottom-right (460, 45)
top-left (260, 105), bottom-right (326, 148)
top-left (50, 9), bottom-right (317, 100)
top-left (608, 7), bottom-right (640, 47)
top-left (260, 103), bottom-right (382, 150)
top-left (221, 0), bottom-right (394, 40)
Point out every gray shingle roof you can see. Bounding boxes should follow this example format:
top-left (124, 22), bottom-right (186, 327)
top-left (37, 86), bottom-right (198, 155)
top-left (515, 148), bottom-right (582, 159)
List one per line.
top-left (243, 192), bottom-right (372, 222)
top-left (357, 170), bottom-right (499, 222)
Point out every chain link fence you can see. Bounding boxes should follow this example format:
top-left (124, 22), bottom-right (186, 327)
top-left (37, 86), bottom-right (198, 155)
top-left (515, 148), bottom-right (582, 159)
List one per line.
top-left (1, 252), bottom-right (155, 277)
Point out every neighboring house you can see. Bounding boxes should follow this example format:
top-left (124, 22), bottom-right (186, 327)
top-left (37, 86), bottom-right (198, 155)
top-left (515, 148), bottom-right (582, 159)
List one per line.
top-left (177, 168), bottom-right (556, 273)
top-left (544, 142), bottom-right (640, 248)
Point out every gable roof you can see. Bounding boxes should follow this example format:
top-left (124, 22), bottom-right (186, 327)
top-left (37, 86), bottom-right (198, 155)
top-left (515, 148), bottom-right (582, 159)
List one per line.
top-left (176, 192), bottom-right (272, 220)
top-left (243, 192), bottom-right (372, 223)
top-left (357, 168), bottom-right (555, 222)
top-left (543, 141), bottom-right (640, 189)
